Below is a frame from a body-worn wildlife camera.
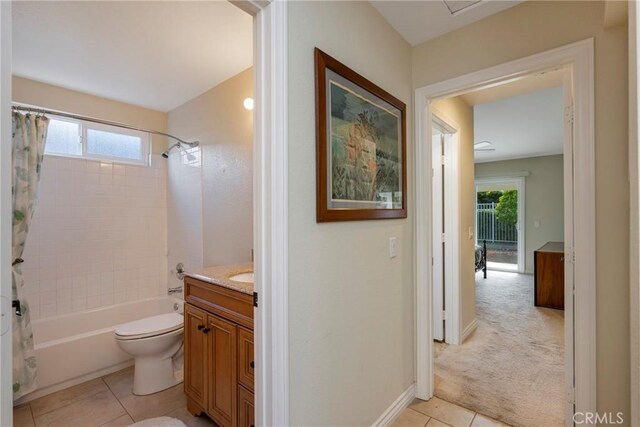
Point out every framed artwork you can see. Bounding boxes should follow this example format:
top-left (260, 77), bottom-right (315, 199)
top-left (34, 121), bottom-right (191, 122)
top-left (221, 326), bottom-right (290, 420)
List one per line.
top-left (315, 48), bottom-right (407, 222)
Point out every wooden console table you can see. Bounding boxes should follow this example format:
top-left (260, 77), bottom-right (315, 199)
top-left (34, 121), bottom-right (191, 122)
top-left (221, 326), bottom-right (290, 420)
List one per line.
top-left (534, 241), bottom-right (564, 310)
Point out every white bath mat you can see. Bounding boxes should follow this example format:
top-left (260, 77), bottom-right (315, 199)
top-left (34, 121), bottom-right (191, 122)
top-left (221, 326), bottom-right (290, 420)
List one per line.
top-left (128, 417), bottom-right (186, 427)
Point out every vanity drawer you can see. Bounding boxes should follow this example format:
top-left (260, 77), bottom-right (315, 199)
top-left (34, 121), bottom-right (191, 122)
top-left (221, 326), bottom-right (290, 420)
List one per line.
top-left (185, 276), bottom-right (254, 329)
top-left (237, 326), bottom-right (254, 391)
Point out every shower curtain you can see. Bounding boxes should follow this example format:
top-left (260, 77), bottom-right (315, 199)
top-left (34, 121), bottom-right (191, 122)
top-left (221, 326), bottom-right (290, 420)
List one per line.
top-left (11, 112), bottom-right (49, 399)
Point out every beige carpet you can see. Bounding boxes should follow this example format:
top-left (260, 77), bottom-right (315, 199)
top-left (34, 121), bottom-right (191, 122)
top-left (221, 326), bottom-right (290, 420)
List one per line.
top-left (434, 271), bottom-right (564, 427)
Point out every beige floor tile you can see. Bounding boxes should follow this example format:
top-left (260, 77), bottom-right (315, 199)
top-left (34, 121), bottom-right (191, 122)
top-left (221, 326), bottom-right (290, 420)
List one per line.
top-left (162, 406), bottom-right (217, 427)
top-left (392, 408), bottom-right (431, 427)
top-left (471, 414), bottom-right (507, 427)
top-left (13, 404), bottom-right (35, 427)
top-left (98, 414), bottom-right (135, 427)
top-left (410, 397), bottom-right (475, 427)
top-left (102, 366), bottom-right (135, 400)
top-left (426, 419), bottom-right (452, 427)
top-left (30, 378), bottom-right (108, 417)
top-left (117, 383), bottom-right (187, 422)
top-left (34, 388), bottom-right (126, 427)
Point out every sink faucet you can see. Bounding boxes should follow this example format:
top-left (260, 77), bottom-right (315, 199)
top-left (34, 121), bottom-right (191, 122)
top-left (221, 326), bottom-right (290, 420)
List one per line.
top-left (168, 286), bottom-right (183, 295)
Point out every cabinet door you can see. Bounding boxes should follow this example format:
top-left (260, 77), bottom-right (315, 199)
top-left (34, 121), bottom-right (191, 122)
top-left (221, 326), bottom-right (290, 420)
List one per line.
top-left (237, 326), bottom-right (254, 391)
top-left (207, 314), bottom-right (238, 427)
top-left (237, 385), bottom-right (255, 427)
top-left (184, 304), bottom-right (208, 412)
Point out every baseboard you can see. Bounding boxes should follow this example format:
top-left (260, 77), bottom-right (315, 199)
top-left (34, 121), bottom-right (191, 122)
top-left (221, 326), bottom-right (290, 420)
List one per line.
top-left (13, 360), bottom-right (134, 405)
top-left (461, 318), bottom-right (478, 343)
top-left (372, 383), bottom-right (416, 426)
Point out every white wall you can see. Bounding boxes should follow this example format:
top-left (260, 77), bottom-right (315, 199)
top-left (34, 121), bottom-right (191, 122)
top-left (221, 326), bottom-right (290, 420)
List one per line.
top-left (475, 155), bottom-right (564, 274)
top-left (168, 68), bottom-right (253, 267)
top-left (22, 155), bottom-right (168, 320)
top-left (412, 0), bottom-right (629, 416)
top-left (166, 147), bottom-right (203, 290)
top-left (288, 2), bottom-right (414, 424)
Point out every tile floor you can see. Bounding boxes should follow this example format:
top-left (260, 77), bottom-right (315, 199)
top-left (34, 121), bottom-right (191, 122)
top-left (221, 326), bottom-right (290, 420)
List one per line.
top-left (13, 367), bottom-right (216, 427)
top-left (14, 367), bottom-right (505, 427)
top-left (393, 397), bottom-right (509, 427)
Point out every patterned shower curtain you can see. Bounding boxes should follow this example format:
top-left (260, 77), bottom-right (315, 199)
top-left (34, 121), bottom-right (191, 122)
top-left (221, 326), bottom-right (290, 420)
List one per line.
top-left (11, 112), bottom-right (49, 400)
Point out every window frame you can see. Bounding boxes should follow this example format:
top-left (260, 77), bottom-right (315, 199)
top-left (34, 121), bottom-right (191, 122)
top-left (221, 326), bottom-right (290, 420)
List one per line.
top-left (44, 115), bottom-right (151, 166)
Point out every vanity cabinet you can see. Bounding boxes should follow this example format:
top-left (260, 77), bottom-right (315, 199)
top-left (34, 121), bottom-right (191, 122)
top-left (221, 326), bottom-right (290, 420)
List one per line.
top-left (184, 276), bottom-right (254, 427)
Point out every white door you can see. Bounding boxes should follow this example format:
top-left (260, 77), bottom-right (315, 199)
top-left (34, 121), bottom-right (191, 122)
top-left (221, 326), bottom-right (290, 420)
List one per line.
top-left (432, 130), bottom-right (445, 341)
top-left (0, 2), bottom-right (13, 425)
top-left (562, 69), bottom-right (576, 424)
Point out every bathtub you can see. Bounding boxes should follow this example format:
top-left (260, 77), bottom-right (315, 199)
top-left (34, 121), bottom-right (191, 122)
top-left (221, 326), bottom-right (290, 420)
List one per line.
top-left (16, 296), bottom-right (184, 403)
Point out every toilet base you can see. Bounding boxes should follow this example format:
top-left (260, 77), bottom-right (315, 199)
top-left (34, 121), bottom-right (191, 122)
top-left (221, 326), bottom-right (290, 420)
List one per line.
top-left (132, 356), bottom-right (182, 395)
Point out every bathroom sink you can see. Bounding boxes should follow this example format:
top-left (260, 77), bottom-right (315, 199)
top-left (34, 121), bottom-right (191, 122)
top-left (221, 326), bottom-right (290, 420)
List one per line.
top-left (229, 272), bottom-right (254, 283)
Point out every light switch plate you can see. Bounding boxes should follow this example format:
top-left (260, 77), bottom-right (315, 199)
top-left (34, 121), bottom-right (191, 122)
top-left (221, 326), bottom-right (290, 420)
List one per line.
top-left (389, 237), bottom-right (398, 258)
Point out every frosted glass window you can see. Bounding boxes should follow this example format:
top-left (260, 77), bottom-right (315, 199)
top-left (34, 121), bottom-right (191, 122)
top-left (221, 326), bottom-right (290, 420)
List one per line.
top-left (44, 119), bottom-right (81, 156)
top-left (86, 129), bottom-right (142, 161)
top-left (40, 113), bottom-right (150, 165)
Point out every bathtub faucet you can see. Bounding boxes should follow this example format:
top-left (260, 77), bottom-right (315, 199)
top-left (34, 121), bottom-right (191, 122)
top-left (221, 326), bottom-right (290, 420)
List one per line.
top-left (168, 286), bottom-right (183, 295)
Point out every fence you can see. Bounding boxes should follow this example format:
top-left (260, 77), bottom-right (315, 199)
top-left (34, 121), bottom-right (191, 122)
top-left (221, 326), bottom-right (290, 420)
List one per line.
top-left (476, 202), bottom-right (518, 244)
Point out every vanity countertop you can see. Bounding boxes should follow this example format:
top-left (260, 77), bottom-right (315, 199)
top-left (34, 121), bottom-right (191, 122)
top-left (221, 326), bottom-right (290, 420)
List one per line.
top-left (184, 262), bottom-right (254, 295)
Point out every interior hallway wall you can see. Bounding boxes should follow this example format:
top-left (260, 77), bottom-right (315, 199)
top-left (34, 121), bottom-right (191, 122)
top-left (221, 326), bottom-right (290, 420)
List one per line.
top-left (12, 76), bottom-right (169, 153)
top-left (412, 0), bottom-right (629, 417)
top-left (288, 1), bottom-right (414, 424)
top-left (431, 96), bottom-right (476, 336)
top-left (168, 68), bottom-right (253, 267)
top-left (476, 155), bottom-right (564, 274)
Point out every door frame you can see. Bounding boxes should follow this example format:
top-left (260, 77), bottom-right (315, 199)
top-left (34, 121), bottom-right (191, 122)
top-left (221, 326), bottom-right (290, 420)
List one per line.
top-left (414, 39), bottom-right (595, 424)
top-left (474, 176), bottom-right (526, 273)
top-left (431, 112), bottom-right (461, 344)
top-left (0, 2), bottom-right (290, 426)
top-left (0, 2), bottom-right (13, 425)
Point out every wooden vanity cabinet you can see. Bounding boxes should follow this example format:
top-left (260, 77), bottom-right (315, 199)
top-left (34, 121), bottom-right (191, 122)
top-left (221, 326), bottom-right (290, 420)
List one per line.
top-left (184, 276), bottom-right (254, 427)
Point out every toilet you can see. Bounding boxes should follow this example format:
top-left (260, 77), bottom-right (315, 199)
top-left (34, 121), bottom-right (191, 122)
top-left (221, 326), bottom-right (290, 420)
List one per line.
top-left (115, 312), bottom-right (184, 395)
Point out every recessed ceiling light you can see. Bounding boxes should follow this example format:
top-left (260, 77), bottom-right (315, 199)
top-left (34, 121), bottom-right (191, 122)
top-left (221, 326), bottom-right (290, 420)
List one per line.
top-left (474, 141), bottom-right (496, 152)
top-left (243, 98), bottom-right (254, 111)
top-left (442, 0), bottom-right (482, 15)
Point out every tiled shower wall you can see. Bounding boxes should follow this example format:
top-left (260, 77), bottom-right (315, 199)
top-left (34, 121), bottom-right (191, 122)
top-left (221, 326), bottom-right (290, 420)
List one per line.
top-left (21, 155), bottom-right (168, 320)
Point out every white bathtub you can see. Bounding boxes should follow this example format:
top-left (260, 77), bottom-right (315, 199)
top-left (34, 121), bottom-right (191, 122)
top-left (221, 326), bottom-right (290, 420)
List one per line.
top-left (17, 296), bottom-right (184, 403)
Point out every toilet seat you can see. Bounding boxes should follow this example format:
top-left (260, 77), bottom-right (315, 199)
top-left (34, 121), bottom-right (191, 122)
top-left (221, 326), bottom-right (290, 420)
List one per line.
top-left (115, 313), bottom-right (183, 341)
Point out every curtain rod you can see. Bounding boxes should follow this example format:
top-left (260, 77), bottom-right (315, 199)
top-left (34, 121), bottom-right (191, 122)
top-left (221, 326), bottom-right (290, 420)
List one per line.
top-left (11, 104), bottom-right (199, 147)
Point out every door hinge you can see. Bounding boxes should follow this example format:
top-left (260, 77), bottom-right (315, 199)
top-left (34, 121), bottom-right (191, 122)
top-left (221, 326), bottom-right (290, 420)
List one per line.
top-left (441, 233), bottom-right (446, 243)
top-left (564, 104), bottom-right (574, 124)
top-left (567, 386), bottom-right (575, 405)
top-left (442, 310), bottom-right (447, 320)
top-left (565, 247), bottom-right (575, 264)
top-left (253, 292), bottom-right (258, 308)
top-left (441, 155), bottom-right (446, 165)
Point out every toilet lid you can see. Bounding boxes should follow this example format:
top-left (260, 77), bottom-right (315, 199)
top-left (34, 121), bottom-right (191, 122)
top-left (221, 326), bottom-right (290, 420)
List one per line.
top-left (115, 313), bottom-right (183, 339)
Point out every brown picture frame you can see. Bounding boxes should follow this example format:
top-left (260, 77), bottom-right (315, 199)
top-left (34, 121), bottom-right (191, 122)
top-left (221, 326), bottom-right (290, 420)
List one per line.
top-left (315, 48), bottom-right (407, 222)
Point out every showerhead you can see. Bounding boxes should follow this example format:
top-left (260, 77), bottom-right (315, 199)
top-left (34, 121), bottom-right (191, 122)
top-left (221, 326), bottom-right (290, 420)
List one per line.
top-left (161, 141), bottom-right (199, 159)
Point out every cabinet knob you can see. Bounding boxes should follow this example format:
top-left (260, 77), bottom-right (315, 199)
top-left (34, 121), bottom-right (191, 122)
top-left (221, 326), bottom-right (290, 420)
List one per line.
top-left (202, 328), bottom-right (211, 334)
top-left (197, 324), bottom-right (204, 330)
top-left (250, 361), bottom-right (255, 369)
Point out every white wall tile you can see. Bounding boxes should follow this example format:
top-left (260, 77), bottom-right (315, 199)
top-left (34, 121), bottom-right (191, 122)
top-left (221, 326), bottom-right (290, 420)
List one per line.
top-left (22, 155), bottom-right (169, 319)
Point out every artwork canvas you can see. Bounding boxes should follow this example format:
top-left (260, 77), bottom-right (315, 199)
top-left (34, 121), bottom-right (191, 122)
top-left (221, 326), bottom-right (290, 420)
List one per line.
top-left (315, 48), bottom-right (406, 222)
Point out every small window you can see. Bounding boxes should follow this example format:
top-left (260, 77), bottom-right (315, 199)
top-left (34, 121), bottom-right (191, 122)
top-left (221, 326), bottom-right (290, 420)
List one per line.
top-left (44, 117), bottom-right (150, 165)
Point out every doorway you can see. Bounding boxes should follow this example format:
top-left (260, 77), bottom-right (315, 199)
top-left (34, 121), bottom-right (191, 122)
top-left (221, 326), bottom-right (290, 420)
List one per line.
top-left (475, 176), bottom-right (525, 273)
top-left (414, 39), bottom-right (596, 425)
top-left (0, 2), bottom-right (289, 426)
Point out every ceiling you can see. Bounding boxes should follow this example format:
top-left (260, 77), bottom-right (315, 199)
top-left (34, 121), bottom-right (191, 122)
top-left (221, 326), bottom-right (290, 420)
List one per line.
top-left (12, 1), bottom-right (253, 112)
top-left (371, 0), bottom-right (523, 46)
top-left (473, 85), bottom-right (564, 163)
